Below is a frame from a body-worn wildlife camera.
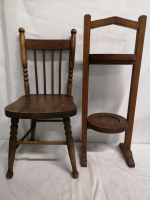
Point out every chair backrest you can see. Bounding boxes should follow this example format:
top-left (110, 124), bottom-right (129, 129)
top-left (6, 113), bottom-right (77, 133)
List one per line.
top-left (82, 15), bottom-right (146, 135)
top-left (19, 28), bottom-right (76, 96)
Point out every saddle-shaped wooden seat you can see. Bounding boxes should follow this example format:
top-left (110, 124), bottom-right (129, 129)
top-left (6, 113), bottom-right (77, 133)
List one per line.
top-left (5, 95), bottom-right (77, 119)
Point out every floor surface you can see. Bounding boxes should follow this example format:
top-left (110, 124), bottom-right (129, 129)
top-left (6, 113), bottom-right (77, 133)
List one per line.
top-left (0, 141), bottom-right (150, 200)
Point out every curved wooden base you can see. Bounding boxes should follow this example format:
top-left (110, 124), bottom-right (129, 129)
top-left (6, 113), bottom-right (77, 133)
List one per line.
top-left (72, 170), bottom-right (79, 179)
top-left (6, 170), bottom-right (13, 179)
top-left (119, 143), bottom-right (135, 168)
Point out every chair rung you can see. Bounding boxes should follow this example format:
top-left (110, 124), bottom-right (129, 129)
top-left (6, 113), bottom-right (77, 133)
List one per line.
top-left (36, 120), bottom-right (63, 122)
top-left (16, 141), bottom-right (67, 145)
top-left (89, 54), bottom-right (136, 65)
top-left (20, 128), bottom-right (32, 141)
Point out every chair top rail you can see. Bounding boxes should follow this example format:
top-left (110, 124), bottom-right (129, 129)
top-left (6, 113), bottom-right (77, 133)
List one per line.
top-left (90, 16), bottom-right (139, 30)
top-left (25, 39), bottom-right (70, 50)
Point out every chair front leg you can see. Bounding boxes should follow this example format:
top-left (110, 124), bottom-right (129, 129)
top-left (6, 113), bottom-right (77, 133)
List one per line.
top-left (63, 118), bottom-right (79, 179)
top-left (6, 118), bottom-right (19, 179)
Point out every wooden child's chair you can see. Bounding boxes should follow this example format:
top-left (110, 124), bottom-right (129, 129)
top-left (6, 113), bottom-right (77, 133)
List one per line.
top-left (5, 28), bottom-right (79, 179)
top-left (81, 15), bottom-right (146, 167)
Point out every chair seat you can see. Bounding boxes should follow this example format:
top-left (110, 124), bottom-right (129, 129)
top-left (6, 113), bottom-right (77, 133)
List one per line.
top-left (5, 94), bottom-right (77, 119)
top-left (87, 113), bottom-right (128, 133)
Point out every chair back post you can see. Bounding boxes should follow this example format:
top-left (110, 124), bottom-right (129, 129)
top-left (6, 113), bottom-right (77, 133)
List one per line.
top-left (19, 28), bottom-right (30, 96)
top-left (67, 29), bottom-right (77, 97)
top-left (124, 15), bottom-right (147, 149)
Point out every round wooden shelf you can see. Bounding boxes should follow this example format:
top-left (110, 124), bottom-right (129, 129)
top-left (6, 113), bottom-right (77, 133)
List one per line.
top-left (87, 113), bottom-right (128, 133)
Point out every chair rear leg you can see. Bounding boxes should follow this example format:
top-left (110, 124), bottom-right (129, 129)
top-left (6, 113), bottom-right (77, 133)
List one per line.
top-left (6, 118), bottom-right (19, 179)
top-left (63, 118), bottom-right (79, 179)
top-left (30, 119), bottom-right (36, 141)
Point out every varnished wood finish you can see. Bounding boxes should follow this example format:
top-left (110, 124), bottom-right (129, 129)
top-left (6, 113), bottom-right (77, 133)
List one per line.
top-left (124, 16), bottom-right (147, 149)
top-left (6, 118), bottom-right (19, 179)
top-left (90, 16), bottom-right (139, 30)
top-left (26, 39), bottom-right (70, 50)
top-left (51, 50), bottom-right (54, 94)
top-left (33, 50), bottom-right (39, 94)
top-left (36, 119), bottom-right (63, 122)
top-left (30, 119), bottom-right (36, 141)
top-left (89, 54), bottom-right (136, 65)
top-left (59, 50), bottom-right (62, 94)
top-left (63, 118), bottom-right (79, 179)
top-left (5, 28), bottom-right (78, 179)
top-left (42, 50), bottom-right (46, 94)
top-left (17, 141), bottom-right (67, 145)
top-left (87, 113), bottom-right (128, 133)
top-left (81, 15), bottom-right (146, 168)
top-left (16, 127), bottom-right (32, 149)
top-left (5, 95), bottom-right (77, 119)
top-left (19, 28), bottom-right (30, 95)
top-left (67, 29), bottom-right (76, 96)
top-left (81, 15), bottom-right (91, 167)
top-left (119, 143), bottom-right (135, 167)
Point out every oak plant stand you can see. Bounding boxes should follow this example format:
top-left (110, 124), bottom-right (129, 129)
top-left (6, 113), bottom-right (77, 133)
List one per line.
top-left (5, 28), bottom-right (79, 179)
top-left (81, 15), bottom-right (146, 168)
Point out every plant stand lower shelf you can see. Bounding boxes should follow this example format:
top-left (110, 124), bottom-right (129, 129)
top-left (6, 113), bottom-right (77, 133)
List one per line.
top-left (86, 112), bottom-right (135, 168)
top-left (87, 113), bottom-right (128, 133)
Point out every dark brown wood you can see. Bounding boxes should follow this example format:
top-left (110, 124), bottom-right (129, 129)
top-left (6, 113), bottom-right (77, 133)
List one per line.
top-left (67, 29), bottom-right (76, 96)
top-left (5, 95), bottom-right (77, 119)
top-left (6, 118), bottom-right (19, 179)
top-left (81, 15), bottom-right (146, 168)
top-left (30, 119), bottom-right (36, 141)
top-left (59, 50), bottom-right (62, 94)
top-left (90, 16), bottom-right (139, 30)
top-left (16, 141), bottom-right (67, 145)
top-left (63, 118), bottom-right (79, 179)
top-left (42, 50), bottom-right (46, 94)
top-left (19, 28), bottom-right (30, 95)
top-left (81, 15), bottom-right (91, 167)
top-left (26, 39), bottom-right (70, 50)
top-left (89, 54), bottom-right (136, 65)
top-left (19, 128), bottom-right (32, 142)
top-left (33, 50), bottom-right (39, 94)
top-left (36, 119), bottom-right (63, 122)
top-left (51, 50), bottom-right (54, 94)
top-left (5, 28), bottom-right (78, 179)
top-left (87, 113), bottom-right (128, 133)
top-left (16, 127), bottom-right (32, 149)
top-left (124, 16), bottom-right (147, 150)
top-left (119, 143), bottom-right (135, 167)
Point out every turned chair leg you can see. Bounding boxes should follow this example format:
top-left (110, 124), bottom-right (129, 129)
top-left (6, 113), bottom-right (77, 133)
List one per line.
top-left (30, 119), bottom-right (36, 141)
top-left (6, 118), bottom-right (19, 179)
top-left (63, 118), bottom-right (79, 179)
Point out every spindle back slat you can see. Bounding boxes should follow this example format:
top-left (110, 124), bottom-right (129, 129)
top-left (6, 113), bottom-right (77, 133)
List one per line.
top-left (59, 50), bottom-right (62, 94)
top-left (33, 50), bottom-right (39, 94)
top-left (42, 50), bottom-right (46, 94)
top-left (51, 50), bottom-right (54, 94)
top-left (19, 28), bottom-right (77, 96)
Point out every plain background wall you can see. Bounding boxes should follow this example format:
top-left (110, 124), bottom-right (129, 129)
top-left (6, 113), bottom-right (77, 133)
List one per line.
top-left (0, 0), bottom-right (150, 143)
